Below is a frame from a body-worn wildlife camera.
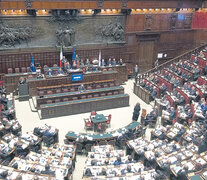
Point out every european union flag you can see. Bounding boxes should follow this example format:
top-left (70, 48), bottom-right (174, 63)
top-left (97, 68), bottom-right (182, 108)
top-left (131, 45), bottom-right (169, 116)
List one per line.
top-left (30, 55), bottom-right (35, 72)
top-left (72, 47), bottom-right (76, 61)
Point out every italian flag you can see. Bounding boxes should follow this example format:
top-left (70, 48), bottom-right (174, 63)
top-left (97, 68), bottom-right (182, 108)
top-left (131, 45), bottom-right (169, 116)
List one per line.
top-left (60, 47), bottom-right (63, 68)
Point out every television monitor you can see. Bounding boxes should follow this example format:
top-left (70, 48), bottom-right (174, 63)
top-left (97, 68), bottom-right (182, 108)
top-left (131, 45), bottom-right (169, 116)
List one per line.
top-left (72, 73), bottom-right (83, 81)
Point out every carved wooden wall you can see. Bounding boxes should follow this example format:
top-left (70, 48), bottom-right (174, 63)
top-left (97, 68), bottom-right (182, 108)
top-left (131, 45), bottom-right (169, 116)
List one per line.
top-left (125, 13), bottom-right (193, 32)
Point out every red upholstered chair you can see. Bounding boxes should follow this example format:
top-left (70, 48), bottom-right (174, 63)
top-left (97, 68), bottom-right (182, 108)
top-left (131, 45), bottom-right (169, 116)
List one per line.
top-left (47, 100), bottom-right (52, 104)
top-left (107, 92), bottom-right (112, 96)
top-left (84, 118), bottom-right (93, 131)
top-left (94, 94), bottom-right (99, 98)
top-left (87, 95), bottom-right (93, 98)
top-left (106, 114), bottom-right (111, 127)
top-left (81, 95), bottom-right (86, 99)
top-left (47, 90), bottom-right (53, 95)
top-left (28, 75), bottom-right (33, 79)
top-left (72, 97), bottom-right (78, 100)
top-left (91, 111), bottom-right (96, 116)
top-left (15, 68), bottom-right (20, 73)
top-left (21, 67), bottom-right (26, 73)
top-left (63, 98), bottom-right (69, 102)
top-left (27, 67), bottom-right (31, 72)
top-left (87, 86), bottom-right (92, 90)
top-left (103, 84), bottom-right (108, 88)
top-left (109, 83), bottom-right (115, 87)
top-left (38, 91), bottom-right (45, 96)
top-left (113, 91), bottom-right (118, 95)
top-left (120, 90), bottom-right (124, 94)
top-left (56, 89), bottom-right (61, 94)
top-left (55, 99), bottom-right (60, 103)
top-left (8, 68), bottom-right (13, 74)
top-left (63, 88), bottom-right (68, 93)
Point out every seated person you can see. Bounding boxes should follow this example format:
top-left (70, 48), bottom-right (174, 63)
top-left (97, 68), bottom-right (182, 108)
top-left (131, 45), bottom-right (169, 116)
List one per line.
top-left (112, 58), bottom-right (116, 66)
top-left (160, 83), bottom-right (167, 96)
top-left (176, 93), bottom-right (185, 106)
top-left (193, 66), bottom-right (200, 80)
top-left (57, 68), bottom-right (64, 75)
top-left (41, 163), bottom-right (55, 175)
top-left (144, 108), bottom-right (158, 126)
top-left (80, 59), bottom-right (85, 67)
top-left (46, 69), bottom-right (53, 76)
top-left (173, 77), bottom-right (180, 88)
top-left (72, 60), bottom-right (77, 69)
top-left (108, 58), bottom-right (112, 66)
top-left (189, 86), bottom-right (196, 96)
top-left (152, 75), bottom-right (159, 84)
top-left (43, 129), bottom-right (54, 139)
top-left (78, 84), bottom-right (86, 93)
top-left (194, 91), bottom-right (201, 102)
top-left (118, 58), bottom-right (123, 65)
top-left (101, 59), bottom-right (106, 67)
top-left (149, 87), bottom-right (157, 102)
top-left (0, 94), bottom-right (8, 110)
top-left (172, 89), bottom-right (178, 97)
top-left (65, 62), bottom-right (71, 71)
top-left (162, 107), bottom-right (176, 123)
top-left (140, 80), bottom-right (146, 87)
top-left (85, 59), bottom-right (91, 66)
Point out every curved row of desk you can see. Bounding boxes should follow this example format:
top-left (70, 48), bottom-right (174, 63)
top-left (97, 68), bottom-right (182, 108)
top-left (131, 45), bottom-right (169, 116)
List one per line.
top-left (65, 121), bottom-right (139, 143)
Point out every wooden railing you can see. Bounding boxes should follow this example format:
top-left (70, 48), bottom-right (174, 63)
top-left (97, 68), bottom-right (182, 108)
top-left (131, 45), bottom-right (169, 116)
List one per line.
top-left (136, 43), bottom-right (207, 84)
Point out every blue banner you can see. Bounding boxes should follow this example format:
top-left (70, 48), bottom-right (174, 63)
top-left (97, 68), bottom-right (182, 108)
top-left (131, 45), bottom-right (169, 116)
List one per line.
top-left (30, 55), bottom-right (35, 72)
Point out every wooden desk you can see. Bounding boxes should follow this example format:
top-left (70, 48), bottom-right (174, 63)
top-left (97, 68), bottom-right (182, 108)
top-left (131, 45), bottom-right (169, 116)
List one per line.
top-left (133, 83), bottom-right (150, 104)
top-left (40, 94), bottom-right (129, 119)
top-left (28, 70), bottom-right (118, 96)
top-left (36, 86), bottom-right (124, 108)
top-left (5, 72), bottom-right (36, 93)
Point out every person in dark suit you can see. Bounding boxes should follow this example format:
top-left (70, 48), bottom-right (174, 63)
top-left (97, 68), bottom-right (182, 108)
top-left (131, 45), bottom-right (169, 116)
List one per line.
top-left (193, 66), bottom-right (200, 80)
top-left (173, 78), bottom-right (180, 88)
top-left (169, 107), bottom-right (176, 121)
top-left (144, 109), bottom-right (158, 126)
top-left (189, 86), bottom-right (196, 96)
top-left (46, 69), bottom-right (53, 76)
top-left (101, 59), bottom-right (106, 67)
top-left (0, 94), bottom-right (8, 110)
top-left (134, 64), bottom-right (139, 78)
top-left (112, 58), bottom-right (116, 66)
top-left (57, 68), bottom-right (64, 75)
top-left (132, 103), bottom-right (141, 121)
top-left (108, 58), bottom-right (112, 66)
top-left (65, 62), bottom-right (71, 71)
top-left (118, 58), bottom-right (123, 65)
top-left (160, 83), bottom-right (167, 96)
top-left (140, 80), bottom-right (146, 87)
top-left (85, 58), bottom-right (90, 66)
top-left (149, 87), bottom-right (157, 101)
top-left (41, 163), bottom-right (55, 175)
top-left (186, 109), bottom-right (193, 122)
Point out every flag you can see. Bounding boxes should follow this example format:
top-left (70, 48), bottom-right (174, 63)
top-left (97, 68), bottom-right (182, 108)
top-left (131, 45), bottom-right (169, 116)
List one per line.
top-left (72, 47), bottom-right (76, 61)
top-left (30, 55), bottom-right (35, 72)
top-left (60, 47), bottom-right (63, 68)
top-left (98, 50), bottom-right (101, 66)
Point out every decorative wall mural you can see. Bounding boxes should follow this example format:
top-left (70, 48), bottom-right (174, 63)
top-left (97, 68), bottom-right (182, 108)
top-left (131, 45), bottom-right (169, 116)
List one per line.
top-left (96, 21), bottom-right (125, 41)
top-left (0, 22), bottom-right (43, 47)
top-left (56, 27), bottom-right (75, 47)
top-left (0, 15), bottom-right (125, 50)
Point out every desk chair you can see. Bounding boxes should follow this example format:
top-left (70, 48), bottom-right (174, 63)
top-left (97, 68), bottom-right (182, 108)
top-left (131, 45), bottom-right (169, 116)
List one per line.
top-left (84, 118), bottom-right (93, 131)
top-left (21, 67), bottom-right (26, 73)
top-left (106, 114), bottom-right (111, 127)
top-left (8, 68), bottom-right (13, 74)
top-left (15, 68), bottom-right (20, 73)
top-left (26, 67), bottom-right (31, 72)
